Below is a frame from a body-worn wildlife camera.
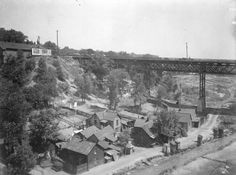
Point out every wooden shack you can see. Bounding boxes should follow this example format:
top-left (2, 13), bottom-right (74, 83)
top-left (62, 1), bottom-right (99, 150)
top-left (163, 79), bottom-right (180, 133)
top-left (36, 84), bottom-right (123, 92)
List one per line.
top-left (59, 139), bottom-right (104, 174)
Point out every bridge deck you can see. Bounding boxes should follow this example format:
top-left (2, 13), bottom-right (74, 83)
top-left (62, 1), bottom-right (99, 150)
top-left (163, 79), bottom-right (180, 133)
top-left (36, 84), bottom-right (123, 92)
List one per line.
top-left (113, 57), bottom-right (236, 65)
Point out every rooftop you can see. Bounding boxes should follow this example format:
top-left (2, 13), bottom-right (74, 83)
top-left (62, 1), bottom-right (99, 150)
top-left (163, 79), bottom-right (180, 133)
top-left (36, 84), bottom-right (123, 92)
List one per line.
top-left (93, 125), bottom-right (116, 142)
top-left (80, 125), bottom-right (100, 138)
top-left (96, 111), bottom-right (119, 121)
top-left (0, 41), bottom-right (39, 51)
top-left (134, 119), bottom-right (156, 139)
top-left (63, 139), bottom-right (96, 155)
top-left (97, 141), bottom-right (110, 150)
top-left (176, 112), bottom-right (192, 123)
top-left (118, 110), bottom-right (145, 120)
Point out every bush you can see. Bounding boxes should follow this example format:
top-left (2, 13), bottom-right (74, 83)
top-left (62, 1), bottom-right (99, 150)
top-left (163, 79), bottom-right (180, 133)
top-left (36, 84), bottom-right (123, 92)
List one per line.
top-left (25, 59), bottom-right (36, 73)
top-left (57, 82), bottom-right (70, 94)
top-left (53, 60), bottom-right (65, 81)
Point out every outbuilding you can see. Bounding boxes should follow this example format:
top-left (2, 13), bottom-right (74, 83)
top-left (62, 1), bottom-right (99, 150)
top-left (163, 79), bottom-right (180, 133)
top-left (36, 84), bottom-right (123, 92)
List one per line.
top-left (59, 139), bottom-right (104, 174)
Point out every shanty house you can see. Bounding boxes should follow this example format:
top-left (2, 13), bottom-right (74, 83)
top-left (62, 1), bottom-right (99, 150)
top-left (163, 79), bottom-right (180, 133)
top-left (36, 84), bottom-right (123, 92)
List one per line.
top-left (176, 112), bottom-right (192, 132)
top-left (95, 111), bottom-right (121, 132)
top-left (118, 110), bottom-right (145, 130)
top-left (0, 41), bottom-right (51, 64)
top-left (87, 125), bottom-right (117, 144)
top-left (75, 125), bottom-right (100, 140)
top-left (59, 139), bottom-right (104, 174)
top-left (86, 113), bottom-right (101, 129)
top-left (0, 41), bottom-right (33, 61)
top-left (132, 119), bottom-right (156, 147)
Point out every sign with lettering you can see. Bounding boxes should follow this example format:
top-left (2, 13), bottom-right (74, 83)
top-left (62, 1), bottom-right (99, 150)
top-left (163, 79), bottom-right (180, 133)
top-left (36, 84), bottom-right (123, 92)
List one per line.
top-left (32, 48), bottom-right (51, 56)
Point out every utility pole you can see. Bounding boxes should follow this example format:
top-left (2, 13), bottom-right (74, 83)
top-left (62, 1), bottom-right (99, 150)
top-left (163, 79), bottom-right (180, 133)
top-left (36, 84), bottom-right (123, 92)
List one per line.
top-left (56, 30), bottom-right (59, 55)
top-left (185, 42), bottom-right (188, 59)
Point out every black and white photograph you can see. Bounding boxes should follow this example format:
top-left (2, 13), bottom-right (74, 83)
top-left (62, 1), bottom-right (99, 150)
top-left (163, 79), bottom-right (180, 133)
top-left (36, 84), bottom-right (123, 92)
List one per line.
top-left (0, 0), bottom-right (236, 175)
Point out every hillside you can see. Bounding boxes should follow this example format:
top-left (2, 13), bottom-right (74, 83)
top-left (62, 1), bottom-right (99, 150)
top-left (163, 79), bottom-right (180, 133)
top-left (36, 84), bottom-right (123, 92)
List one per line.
top-left (28, 56), bottom-right (109, 114)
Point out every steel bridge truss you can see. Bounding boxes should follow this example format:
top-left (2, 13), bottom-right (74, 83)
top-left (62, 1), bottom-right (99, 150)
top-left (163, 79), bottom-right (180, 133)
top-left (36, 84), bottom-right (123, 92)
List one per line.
top-left (114, 58), bottom-right (236, 113)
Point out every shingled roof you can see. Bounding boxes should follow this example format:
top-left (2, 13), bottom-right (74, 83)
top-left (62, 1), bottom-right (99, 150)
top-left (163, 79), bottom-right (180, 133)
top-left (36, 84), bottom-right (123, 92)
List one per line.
top-left (93, 125), bottom-right (117, 142)
top-left (96, 111), bottom-right (119, 121)
top-left (134, 119), bottom-right (156, 139)
top-left (63, 139), bottom-right (96, 155)
top-left (176, 112), bottom-right (192, 123)
top-left (80, 125), bottom-right (100, 138)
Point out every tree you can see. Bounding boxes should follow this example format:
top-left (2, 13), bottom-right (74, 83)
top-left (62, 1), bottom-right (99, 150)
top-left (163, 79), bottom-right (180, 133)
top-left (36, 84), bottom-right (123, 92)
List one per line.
top-left (81, 53), bottom-right (114, 81)
top-left (118, 130), bottom-right (130, 146)
top-left (152, 110), bottom-right (180, 143)
top-left (29, 109), bottom-right (58, 153)
top-left (106, 69), bottom-right (129, 110)
top-left (43, 41), bottom-right (58, 55)
top-left (131, 73), bottom-right (147, 111)
top-left (0, 28), bottom-right (28, 43)
top-left (0, 53), bottom-right (35, 174)
top-left (74, 73), bottom-right (93, 102)
top-left (53, 60), bottom-right (65, 81)
top-left (1, 51), bottom-right (27, 86)
top-left (25, 59), bottom-right (36, 74)
top-left (6, 140), bottom-right (36, 175)
top-left (34, 58), bottom-right (58, 98)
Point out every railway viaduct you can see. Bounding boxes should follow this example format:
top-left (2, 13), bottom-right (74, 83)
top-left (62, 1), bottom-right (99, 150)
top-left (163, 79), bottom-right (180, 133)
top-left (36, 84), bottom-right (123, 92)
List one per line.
top-left (74, 55), bottom-right (236, 113)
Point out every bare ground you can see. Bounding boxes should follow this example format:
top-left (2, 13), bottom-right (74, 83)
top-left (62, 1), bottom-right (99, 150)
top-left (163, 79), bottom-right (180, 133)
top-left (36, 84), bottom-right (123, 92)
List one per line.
top-left (130, 133), bottom-right (236, 175)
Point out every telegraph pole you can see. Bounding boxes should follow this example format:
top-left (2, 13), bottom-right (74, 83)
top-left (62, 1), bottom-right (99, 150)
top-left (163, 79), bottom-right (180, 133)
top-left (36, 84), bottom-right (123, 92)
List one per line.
top-left (185, 42), bottom-right (188, 59)
top-left (56, 30), bottom-right (59, 55)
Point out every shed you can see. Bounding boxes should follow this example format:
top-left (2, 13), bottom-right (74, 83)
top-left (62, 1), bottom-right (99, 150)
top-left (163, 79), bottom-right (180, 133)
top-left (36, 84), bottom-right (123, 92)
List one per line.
top-left (87, 125), bottom-right (117, 144)
top-left (77, 125), bottom-right (100, 140)
top-left (132, 119), bottom-right (156, 147)
top-left (176, 112), bottom-right (192, 131)
top-left (60, 139), bottom-right (104, 174)
top-left (95, 111), bottom-right (121, 132)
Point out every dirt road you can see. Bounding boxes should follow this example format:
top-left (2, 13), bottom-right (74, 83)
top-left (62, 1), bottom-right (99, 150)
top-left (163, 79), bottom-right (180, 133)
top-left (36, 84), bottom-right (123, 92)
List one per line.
top-left (176, 114), bottom-right (218, 149)
top-left (131, 133), bottom-right (236, 175)
top-left (172, 141), bottom-right (236, 175)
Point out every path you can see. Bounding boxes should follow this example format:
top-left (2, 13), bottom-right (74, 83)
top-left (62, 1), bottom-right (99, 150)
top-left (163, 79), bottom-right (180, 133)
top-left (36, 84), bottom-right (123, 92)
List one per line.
top-left (82, 146), bottom-right (162, 175)
top-left (131, 133), bottom-right (236, 175)
top-left (176, 114), bottom-right (218, 149)
top-left (172, 141), bottom-right (236, 175)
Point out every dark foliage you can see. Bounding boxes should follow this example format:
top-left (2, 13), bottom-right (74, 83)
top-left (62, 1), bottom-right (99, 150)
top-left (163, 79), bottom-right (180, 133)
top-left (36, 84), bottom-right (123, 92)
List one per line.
top-left (1, 52), bottom-right (26, 86)
top-left (29, 109), bottom-right (58, 153)
top-left (6, 141), bottom-right (36, 175)
top-left (0, 28), bottom-right (28, 43)
top-left (53, 60), bottom-right (65, 81)
top-left (25, 59), bottom-right (36, 74)
top-left (0, 53), bottom-right (35, 174)
top-left (43, 41), bottom-right (58, 55)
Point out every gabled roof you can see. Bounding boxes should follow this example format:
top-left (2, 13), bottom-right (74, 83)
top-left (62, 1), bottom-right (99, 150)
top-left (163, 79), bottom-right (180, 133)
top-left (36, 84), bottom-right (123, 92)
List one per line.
top-left (143, 125), bottom-right (156, 139)
top-left (178, 108), bottom-right (196, 119)
top-left (176, 112), bottom-right (192, 123)
top-left (97, 141), bottom-right (110, 150)
top-left (80, 126), bottom-right (100, 138)
top-left (93, 125), bottom-right (116, 142)
top-left (57, 127), bottom-right (74, 141)
top-left (0, 41), bottom-right (37, 51)
top-left (96, 111), bottom-right (119, 121)
top-left (118, 110), bottom-right (144, 120)
top-left (134, 119), bottom-right (156, 139)
top-left (108, 144), bottom-right (122, 152)
top-left (63, 139), bottom-right (96, 155)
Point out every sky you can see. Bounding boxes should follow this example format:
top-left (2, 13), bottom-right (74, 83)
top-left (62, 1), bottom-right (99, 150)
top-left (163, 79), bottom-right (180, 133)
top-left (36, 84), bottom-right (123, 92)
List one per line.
top-left (0, 0), bottom-right (235, 59)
